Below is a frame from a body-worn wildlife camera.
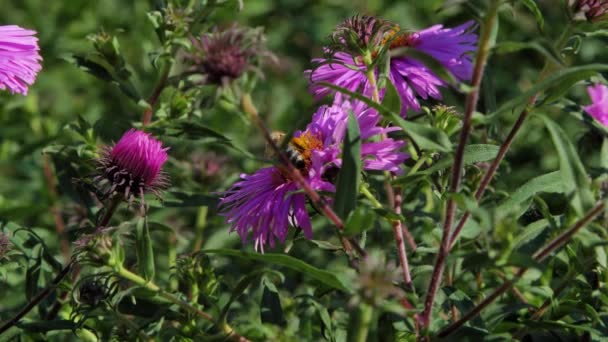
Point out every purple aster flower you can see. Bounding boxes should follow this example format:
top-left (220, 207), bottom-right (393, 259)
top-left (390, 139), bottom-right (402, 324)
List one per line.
top-left (185, 25), bottom-right (271, 85)
top-left (307, 20), bottom-right (477, 117)
top-left (96, 129), bottom-right (169, 204)
top-left (219, 100), bottom-right (407, 252)
top-left (0, 25), bottom-right (42, 95)
top-left (583, 84), bottom-right (608, 126)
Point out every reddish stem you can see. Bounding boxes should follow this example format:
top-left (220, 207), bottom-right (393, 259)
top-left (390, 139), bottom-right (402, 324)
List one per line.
top-left (420, 2), bottom-right (500, 328)
top-left (241, 94), bottom-right (366, 259)
top-left (438, 201), bottom-right (605, 337)
top-left (448, 96), bottom-right (537, 249)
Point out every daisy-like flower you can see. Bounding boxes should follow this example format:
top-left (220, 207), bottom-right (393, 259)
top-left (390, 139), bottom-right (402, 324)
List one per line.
top-left (583, 84), bottom-right (608, 126)
top-left (185, 25), bottom-right (271, 85)
top-left (96, 129), bottom-right (169, 205)
top-left (307, 18), bottom-right (477, 117)
top-left (219, 100), bottom-right (407, 252)
top-left (0, 25), bottom-right (42, 95)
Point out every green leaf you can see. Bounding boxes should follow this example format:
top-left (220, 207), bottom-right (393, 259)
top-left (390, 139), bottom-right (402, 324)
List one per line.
top-left (334, 110), bottom-right (362, 220)
top-left (488, 64), bottom-right (608, 119)
top-left (495, 41), bottom-right (562, 66)
top-left (541, 115), bottom-right (593, 214)
top-left (497, 171), bottom-right (563, 214)
top-left (135, 216), bottom-right (155, 281)
top-left (149, 120), bottom-right (254, 158)
top-left (344, 206), bottom-right (377, 237)
top-left (393, 144), bottom-right (498, 185)
top-left (512, 219), bottom-right (549, 250)
top-left (25, 245), bottom-right (43, 301)
top-left (203, 249), bottom-right (352, 292)
top-left (159, 191), bottom-right (219, 208)
top-left (602, 138), bottom-right (608, 170)
top-left (219, 269), bottom-right (269, 324)
top-left (392, 117), bottom-right (452, 152)
top-left (261, 278), bottom-right (287, 327)
top-left (17, 320), bottom-right (77, 333)
top-left (519, 0), bottom-right (544, 32)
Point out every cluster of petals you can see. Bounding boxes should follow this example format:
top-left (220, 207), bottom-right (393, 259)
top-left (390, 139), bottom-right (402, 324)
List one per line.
top-left (219, 99), bottom-right (407, 251)
top-left (109, 129), bottom-right (169, 186)
top-left (0, 25), bottom-right (42, 95)
top-left (584, 84), bottom-right (608, 126)
top-left (307, 21), bottom-right (477, 117)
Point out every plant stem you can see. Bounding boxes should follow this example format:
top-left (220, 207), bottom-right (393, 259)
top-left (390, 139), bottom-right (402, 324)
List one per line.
top-left (114, 265), bottom-right (250, 341)
top-left (241, 93), bottom-right (366, 259)
top-left (438, 201), bottom-right (605, 337)
top-left (0, 196), bottom-right (121, 334)
top-left (0, 262), bottom-right (73, 334)
top-left (448, 98), bottom-right (535, 248)
top-left (420, 0), bottom-right (500, 328)
top-left (142, 60), bottom-right (172, 126)
top-left (360, 184), bottom-right (412, 285)
top-left (364, 67), bottom-right (415, 287)
top-left (350, 303), bottom-right (374, 342)
top-left (512, 270), bottom-right (575, 339)
top-left (448, 24), bottom-right (575, 249)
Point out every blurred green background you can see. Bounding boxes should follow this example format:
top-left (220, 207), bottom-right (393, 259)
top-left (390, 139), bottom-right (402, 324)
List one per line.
top-left (1, 0), bottom-right (607, 330)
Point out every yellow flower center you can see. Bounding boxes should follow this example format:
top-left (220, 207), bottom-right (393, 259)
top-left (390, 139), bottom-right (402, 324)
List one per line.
top-left (289, 132), bottom-right (324, 168)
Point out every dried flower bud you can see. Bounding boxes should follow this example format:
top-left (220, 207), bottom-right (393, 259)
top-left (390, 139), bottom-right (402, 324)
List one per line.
top-left (95, 129), bottom-right (169, 206)
top-left (327, 15), bottom-right (396, 58)
top-left (352, 251), bottom-right (404, 306)
top-left (571, 0), bottom-right (608, 22)
top-left (185, 25), bottom-right (271, 85)
top-left (0, 232), bottom-right (11, 260)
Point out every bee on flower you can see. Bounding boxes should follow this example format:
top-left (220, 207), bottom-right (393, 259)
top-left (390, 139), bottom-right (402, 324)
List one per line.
top-left (219, 99), bottom-right (407, 252)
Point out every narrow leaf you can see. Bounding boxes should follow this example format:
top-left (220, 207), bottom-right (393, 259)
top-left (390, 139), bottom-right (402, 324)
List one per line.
top-left (497, 171), bottom-right (563, 214)
top-left (203, 249), bottom-right (352, 292)
top-left (135, 216), bottom-right (155, 281)
top-left (541, 115), bottom-right (593, 214)
top-left (334, 110), bottom-right (362, 220)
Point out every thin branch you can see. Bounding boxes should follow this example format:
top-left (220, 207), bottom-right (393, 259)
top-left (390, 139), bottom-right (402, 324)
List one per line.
top-left (364, 67), bottom-right (414, 287)
top-left (438, 201), bottom-right (605, 337)
top-left (0, 262), bottom-right (73, 334)
top-left (0, 197), bottom-right (120, 333)
top-left (512, 270), bottom-right (575, 339)
top-left (420, 0), bottom-right (501, 328)
top-left (241, 93), bottom-right (366, 259)
top-left (142, 61), bottom-right (172, 126)
top-left (448, 22), bottom-right (575, 249)
top-left (449, 99), bottom-right (536, 249)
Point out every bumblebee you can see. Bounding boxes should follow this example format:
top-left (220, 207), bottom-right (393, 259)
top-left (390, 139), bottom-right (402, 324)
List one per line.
top-left (266, 131), bottom-right (310, 171)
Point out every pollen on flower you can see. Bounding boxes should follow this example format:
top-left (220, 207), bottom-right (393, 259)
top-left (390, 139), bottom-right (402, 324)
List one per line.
top-left (289, 132), bottom-right (324, 167)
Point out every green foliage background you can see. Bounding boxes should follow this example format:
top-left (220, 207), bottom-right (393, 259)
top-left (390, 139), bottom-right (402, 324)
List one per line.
top-left (1, 0), bottom-right (608, 341)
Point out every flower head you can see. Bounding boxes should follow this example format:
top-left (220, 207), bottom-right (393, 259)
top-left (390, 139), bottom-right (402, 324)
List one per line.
top-left (572, 0), bottom-right (608, 22)
top-left (185, 25), bottom-right (269, 85)
top-left (0, 25), bottom-right (42, 95)
top-left (327, 15), bottom-right (395, 56)
top-left (96, 129), bottom-right (169, 203)
top-left (219, 100), bottom-right (407, 251)
top-left (307, 20), bottom-right (477, 117)
top-left (584, 84), bottom-right (608, 126)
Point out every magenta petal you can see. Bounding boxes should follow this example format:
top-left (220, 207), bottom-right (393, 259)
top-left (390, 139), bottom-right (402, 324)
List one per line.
top-left (0, 25), bottom-right (42, 95)
top-left (584, 84), bottom-right (608, 127)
